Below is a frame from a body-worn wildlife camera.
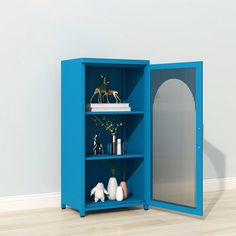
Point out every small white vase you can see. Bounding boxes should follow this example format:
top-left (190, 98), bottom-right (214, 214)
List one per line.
top-left (116, 186), bottom-right (124, 201)
top-left (107, 177), bottom-right (118, 200)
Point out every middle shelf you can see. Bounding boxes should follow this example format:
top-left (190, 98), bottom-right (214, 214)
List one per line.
top-left (86, 153), bottom-right (144, 161)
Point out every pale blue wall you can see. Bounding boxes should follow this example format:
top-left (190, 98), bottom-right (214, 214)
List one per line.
top-left (0, 0), bottom-right (235, 197)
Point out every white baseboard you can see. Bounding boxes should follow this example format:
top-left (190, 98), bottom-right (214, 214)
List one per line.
top-left (0, 192), bottom-right (60, 212)
top-left (204, 177), bottom-right (236, 192)
top-left (1, 177), bottom-right (236, 212)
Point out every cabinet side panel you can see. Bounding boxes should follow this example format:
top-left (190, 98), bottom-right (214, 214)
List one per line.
top-left (144, 64), bottom-right (151, 206)
top-left (61, 61), bottom-right (84, 211)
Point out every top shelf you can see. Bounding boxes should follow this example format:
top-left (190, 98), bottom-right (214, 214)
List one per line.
top-left (62, 58), bottom-right (149, 66)
top-left (85, 111), bottom-right (144, 115)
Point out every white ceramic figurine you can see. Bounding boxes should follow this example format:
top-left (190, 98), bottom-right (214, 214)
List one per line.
top-left (90, 183), bottom-right (108, 202)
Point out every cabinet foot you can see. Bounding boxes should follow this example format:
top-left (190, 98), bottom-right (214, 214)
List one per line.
top-left (143, 204), bottom-right (149, 211)
top-left (80, 210), bottom-right (86, 217)
top-left (61, 203), bottom-right (66, 209)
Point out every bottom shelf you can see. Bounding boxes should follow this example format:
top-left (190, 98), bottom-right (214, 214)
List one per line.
top-left (86, 196), bottom-right (144, 211)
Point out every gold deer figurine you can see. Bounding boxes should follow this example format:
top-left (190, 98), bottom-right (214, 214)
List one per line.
top-left (90, 75), bottom-right (121, 103)
top-left (103, 89), bottom-right (121, 103)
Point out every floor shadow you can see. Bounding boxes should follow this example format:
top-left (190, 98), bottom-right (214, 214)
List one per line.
top-left (203, 139), bottom-right (226, 219)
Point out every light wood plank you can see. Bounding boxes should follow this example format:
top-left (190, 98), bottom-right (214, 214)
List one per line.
top-left (0, 190), bottom-right (236, 236)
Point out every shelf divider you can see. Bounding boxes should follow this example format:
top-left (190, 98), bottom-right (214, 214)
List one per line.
top-left (86, 153), bottom-right (144, 161)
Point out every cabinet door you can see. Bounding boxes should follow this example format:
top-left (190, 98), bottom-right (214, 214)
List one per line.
top-left (149, 62), bottom-right (203, 216)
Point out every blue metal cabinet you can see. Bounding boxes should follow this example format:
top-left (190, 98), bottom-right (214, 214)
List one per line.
top-left (61, 58), bottom-right (203, 217)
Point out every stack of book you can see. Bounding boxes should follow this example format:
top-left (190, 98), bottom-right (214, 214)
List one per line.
top-left (86, 103), bottom-right (131, 112)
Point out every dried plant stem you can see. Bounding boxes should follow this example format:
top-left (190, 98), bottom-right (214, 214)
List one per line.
top-left (91, 116), bottom-right (122, 136)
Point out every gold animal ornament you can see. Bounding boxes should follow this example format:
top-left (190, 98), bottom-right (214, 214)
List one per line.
top-left (92, 134), bottom-right (104, 155)
top-left (90, 75), bottom-right (121, 103)
top-left (103, 89), bottom-right (121, 103)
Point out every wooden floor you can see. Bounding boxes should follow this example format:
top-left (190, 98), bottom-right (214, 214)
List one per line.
top-left (0, 190), bottom-right (236, 236)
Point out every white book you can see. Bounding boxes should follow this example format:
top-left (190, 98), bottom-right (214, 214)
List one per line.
top-left (88, 107), bottom-right (131, 112)
top-left (86, 103), bottom-right (130, 108)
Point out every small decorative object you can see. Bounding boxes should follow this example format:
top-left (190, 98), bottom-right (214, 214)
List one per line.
top-left (120, 181), bottom-right (128, 199)
top-left (90, 75), bottom-right (109, 103)
top-left (116, 186), bottom-right (124, 201)
top-left (90, 75), bottom-right (121, 103)
top-left (112, 135), bottom-right (116, 155)
top-left (107, 160), bottom-right (118, 200)
top-left (122, 137), bottom-right (131, 155)
top-left (91, 116), bottom-right (123, 155)
top-left (98, 145), bottom-right (104, 155)
top-left (103, 89), bottom-right (121, 103)
top-left (107, 177), bottom-right (118, 200)
top-left (116, 138), bottom-right (122, 155)
top-left (92, 134), bottom-right (104, 155)
top-left (107, 142), bottom-right (112, 155)
top-left (90, 182), bottom-right (108, 202)
top-left (122, 142), bottom-right (125, 155)
top-left (120, 158), bottom-right (128, 199)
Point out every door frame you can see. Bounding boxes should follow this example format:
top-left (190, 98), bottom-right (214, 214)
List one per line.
top-left (147, 61), bottom-right (203, 216)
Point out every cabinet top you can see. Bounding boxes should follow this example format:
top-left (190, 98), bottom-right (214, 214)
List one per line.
top-left (61, 57), bottom-right (149, 65)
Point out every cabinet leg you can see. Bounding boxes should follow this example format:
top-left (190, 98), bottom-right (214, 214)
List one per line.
top-left (80, 210), bottom-right (86, 217)
top-left (61, 203), bottom-right (66, 209)
top-left (143, 204), bottom-right (149, 211)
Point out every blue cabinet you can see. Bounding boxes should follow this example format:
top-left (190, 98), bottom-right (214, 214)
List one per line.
top-left (61, 58), bottom-right (203, 217)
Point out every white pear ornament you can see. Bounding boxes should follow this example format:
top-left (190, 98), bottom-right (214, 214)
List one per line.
top-left (116, 186), bottom-right (124, 201)
top-left (90, 183), bottom-right (108, 202)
